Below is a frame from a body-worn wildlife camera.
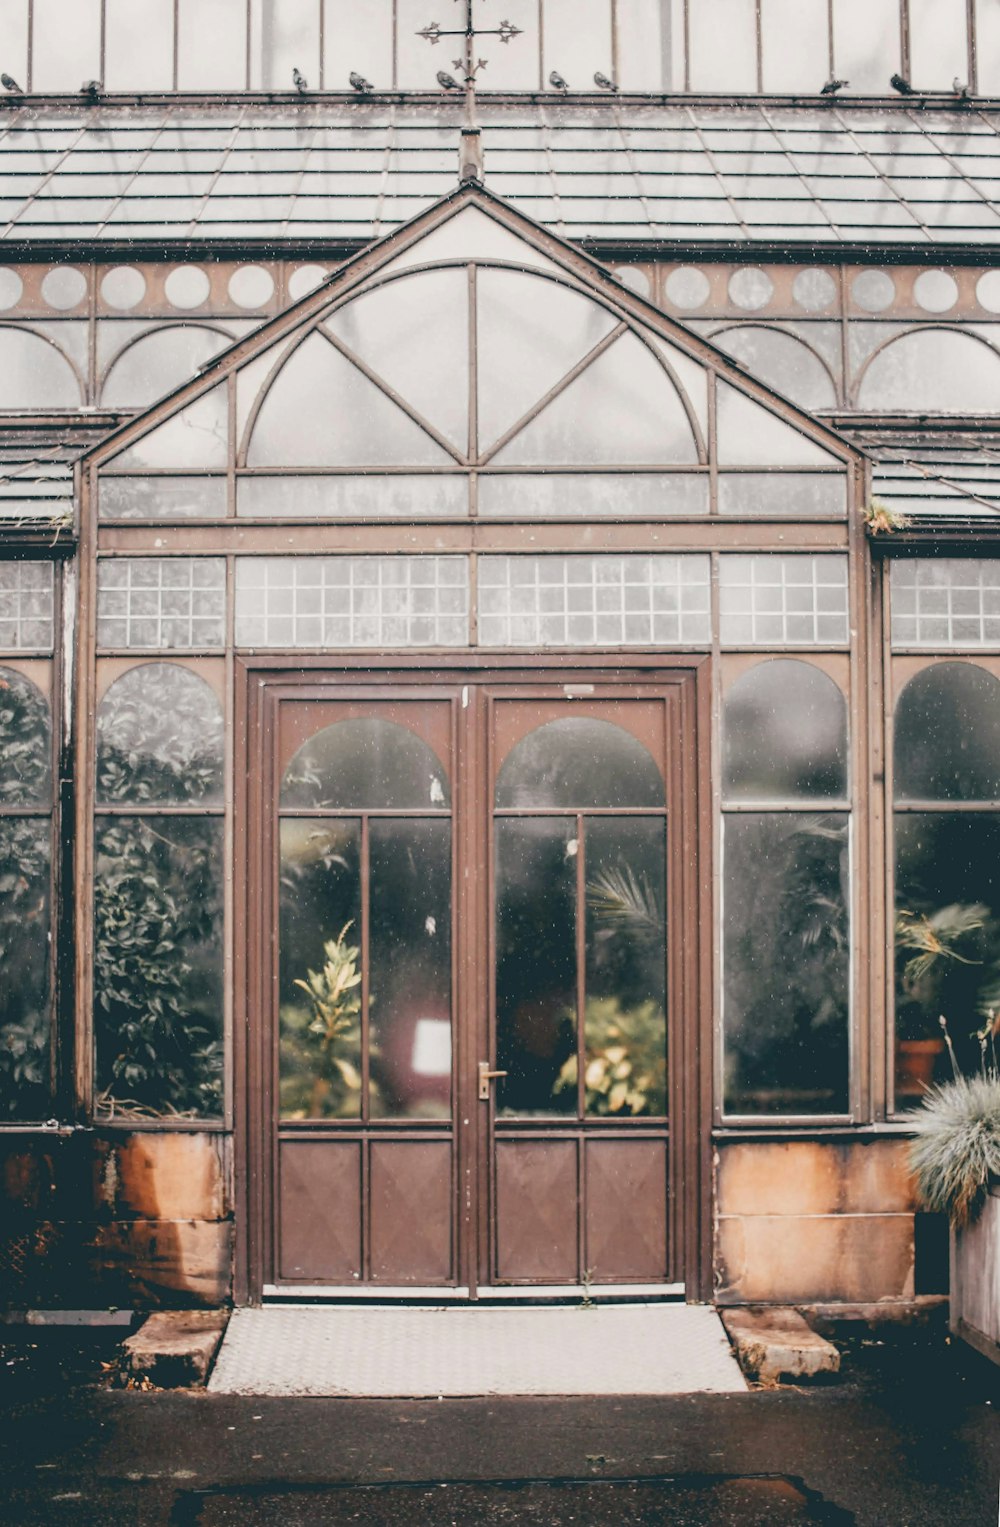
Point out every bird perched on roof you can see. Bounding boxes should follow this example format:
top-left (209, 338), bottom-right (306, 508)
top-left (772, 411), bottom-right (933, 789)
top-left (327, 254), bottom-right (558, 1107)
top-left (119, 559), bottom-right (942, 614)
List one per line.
top-left (292, 67), bottom-right (308, 93)
top-left (349, 71), bottom-right (373, 94)
top-left (820, 78), bottom-right (848, 96)
top-left (1, 73), bottom-right (22, 93)
top-left (437, 70), bottom-right (462, 91)
top-left (890, 73), bottom-right (915, 95)
top-left (594, 71), bottom-right (618, 92)
top-left (953, 77), bottom-right (971, 99)
top-left (549, 69), bottom-right (569, 92)
top-left (80, 79), bottom-right (101, 100)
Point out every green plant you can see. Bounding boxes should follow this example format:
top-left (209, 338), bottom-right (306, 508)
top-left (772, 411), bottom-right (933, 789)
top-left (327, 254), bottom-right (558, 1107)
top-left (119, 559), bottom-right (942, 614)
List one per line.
top-left (863, 497), bottom-right (908, 534)
top-left (909, 1013), bottom-right (1000, 1225)
top-left (552, 996), bottom-right (666, 1117)
top-left (279, 922), bottom-right (378, 1119)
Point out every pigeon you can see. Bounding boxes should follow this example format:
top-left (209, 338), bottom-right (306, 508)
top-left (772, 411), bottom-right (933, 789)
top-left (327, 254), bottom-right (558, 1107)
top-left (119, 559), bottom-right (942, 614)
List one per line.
top-left (890, 73), bottom-right (915, 95)
top-left (593, 71), bottom-right (618, 92)
top-left (80, 79), bottom-right (101, 100)
top-left (437, 70), bottom-right (462, 91)
top-left (820, 78), bottom-right (849, 96)
top-left (1, 74), bottom-right (22, 93)
top-left (953, 76), bottom-right (971, 98)
top-left (292, 66), bottom-right (308, 93)
top-left (349, 71), bottom-right (373, 93)
top-left (549, 69), bottom-right (569, 92)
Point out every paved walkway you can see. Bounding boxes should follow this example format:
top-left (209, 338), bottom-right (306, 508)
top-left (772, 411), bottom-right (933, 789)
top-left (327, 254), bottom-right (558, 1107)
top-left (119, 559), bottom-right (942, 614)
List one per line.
top-left (207, 1303), bottom-right (746, 1396)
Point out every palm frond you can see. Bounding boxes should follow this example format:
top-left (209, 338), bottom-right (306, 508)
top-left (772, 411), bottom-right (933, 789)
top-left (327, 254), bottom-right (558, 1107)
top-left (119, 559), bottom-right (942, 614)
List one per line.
top-left (586, 865), bottom-right (664, 941)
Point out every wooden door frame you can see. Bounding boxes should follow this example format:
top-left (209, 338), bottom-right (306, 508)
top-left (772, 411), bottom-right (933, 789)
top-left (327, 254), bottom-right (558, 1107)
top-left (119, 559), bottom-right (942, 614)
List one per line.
top-left (233, 653), bottom-right (713, 1304)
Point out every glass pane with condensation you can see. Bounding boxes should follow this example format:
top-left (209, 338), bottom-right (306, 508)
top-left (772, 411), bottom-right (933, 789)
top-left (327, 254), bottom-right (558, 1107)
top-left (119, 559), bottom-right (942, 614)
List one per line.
top-left (713, 328), bottom-right (837, 412)
top-left (718, 554), bottom-right (849, 646)
top-left (324, 269), bottom-right (469, 452)
top-left (832, 0), bottom-right (901, 91)
top-left (0, 816), bottom-right (51, 1122)
top-left (909, 0), bottom-right (968, 92)
top-left (323, 0), bottom-right (393, 91)
top-left (617, 0), bottom-right (675, 91)
top-left (477, 473), bottom-right (709, 518)
top-left (689, 0), bottom-right (757, 90)
top-left (584, 816), bottom-right (667, 1118)
top-left (724, 812), bottom-right (850, 1115)
top-left (100, 477), bottom-right (228, 521)
top-left (542, 0), bottom-right (613, 88)
top-left (724, 659), bottom-right (848, 802)
top-left (891, 560), bottom-right (1000, 649)
top-left (857, 331), bottom-right (1000, 413)
top-left (110, 387), bottom-right (229, 471)
top-left (0, 329), bottom-right (80, 410)
top-left (715, 383), bottom-right (838, 467)
top-left (493, 333), bottom-right (698, 466)
top-left (474, 0), bottom-right (538, 89)
top-left (237, 475), bottom-right (467, 519)
top-left (282, 717), bottom-right (450, 810)
top-left (102, 327), bottom-right (233, 410)
top-left (0, 563), bottom-right (54, 653)
top-left (0, 1), bottom-right (28, 96)
top-left (0, 666), bottom-right (50, 804)
top-left (476, 268), bottom-right (618, 452)
top-left (496, 718), bottom-right (664, 809)
top-left (760, 0), bottom-right (829, 91)
top-left (248, 333), bottom-right (450, 467)
top-left (895, 662), bottom-right (1000, 802)
top-left (717, 474), bottom-right (847, 518)
top-left (257, 0), bottom-right (320, 89)
top-left (234, 555), bottom-right (469, 648)
top-left (369, 818), bottom-right (452, 1120)
top-left (105, 0), bottom-right (175, 90)
top-left (977, 0), bottom-right (1000, 94)
top-left (32, 0), bottom-right (101, 89)
top-left (178, 0), bottom-right (248, 90)
top-left (97, 663), bottom-right (224, 806)
top-left (97, 558), bottom-right (226, 650)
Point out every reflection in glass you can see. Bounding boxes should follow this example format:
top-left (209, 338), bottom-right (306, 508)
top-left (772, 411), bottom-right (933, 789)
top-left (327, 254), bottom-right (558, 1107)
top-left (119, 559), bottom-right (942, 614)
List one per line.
top-left (582, 817), bottom-right (666, 1117)
top-left (282, 718), bottom-right (449, 811)
top-left (724, 660), bottom-right (848, 802)
top-left (279, 819), bottom-right (362, 1120)
top-left (0, 818), bottom-right (50, 1120)
top-left (496, 718), bottom-right (664, 809)
top-left (895, 663), bottom-right (1000, 803)
top-left (723, 813), bottom-right (849, 1115)
top-left (369, 820), bottom-right (451, 1119)
top-left (0, 668), bottom-right (50, 805)
top-left (94, 817), bottom-right (224, 1118)
top-left (97, 663), bottom-right (224, 805)
top-left (496, 817), bottom-right (577, 1117)
top-left (895, 814), bottom-right (1000, 1104)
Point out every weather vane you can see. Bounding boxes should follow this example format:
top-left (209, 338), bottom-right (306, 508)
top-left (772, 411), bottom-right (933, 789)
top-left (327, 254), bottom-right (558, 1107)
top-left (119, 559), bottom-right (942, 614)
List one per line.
top-left (418, 1), bottom-right (523, 181)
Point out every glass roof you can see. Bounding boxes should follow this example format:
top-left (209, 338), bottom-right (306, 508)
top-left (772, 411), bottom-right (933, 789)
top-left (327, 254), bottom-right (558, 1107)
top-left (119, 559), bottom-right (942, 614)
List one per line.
top-left (0, 102), bottom-right (996, 246)
top-left (860, 430), bottom-right (1000, 519)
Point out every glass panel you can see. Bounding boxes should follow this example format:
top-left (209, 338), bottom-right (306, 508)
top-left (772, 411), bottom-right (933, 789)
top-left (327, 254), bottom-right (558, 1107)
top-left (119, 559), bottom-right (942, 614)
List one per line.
top-left (97, 558), bottom-right (226, 651)
top-left (832, 0), bottom-right (901, 92)
top-left (279, 819), bottom-right (362, 1120)
top-left (324, 270), bottom-right (469, 452)
top-left (724, 659), bottom-right (848, 802)
top-left (102, 328), bottom-right (233, 410)
top-left (716, 383), bottom-right (837, 467)
top-left (582, 817), bottom-right (666, 1118)
top-left (323, 0), bottom-right (393, 92)
top-left (977, 0), bottom-right (1000, 94)
top-left (31, 0), bottom-right (101, 90)
top-left (689, 0), bottom-right (757, 90)
top-left (0, 0), bottom-right (29, 97)
top-left (476, 268), bottom-right (617, 452)
top-left (857, 331), bottom-right (1000, 414)
top-left (473, 0), bottom-right (538, 90)
top-left (493, 332), bottom-right (697, 466)
top-left (282, 717), bottom-right (449, 810)
top-left (259, 0), bottom-right (320, 90)
top-left (0, 817), bottom-right (50, 1121)
top-left (178, 0), bottom-right (248, 90)
top-left (105, 0), bottom-right (175, 91)
top-left (895, 813), bottom-right (1000, 1105)
top-left (891, 560), bottom-right (1000, 649)
top-left (369, 819), bottom-right (451, 1120)
top-left (110, 387), bottom-right (229, 471)
top-left (717, 474), bottom-right (847, 518)
top-left (0, 328), bottom-right (80, 410)
top-left (94, 817), bottom-right (224, 1119)
top-left (495, 816), bottom-right (577, 1117)
top-left (496, 718), bottom-right (664, 809)
top-left (760, 0), bottom-right (829, 91)
top-left (910, 0), bottom-right (968, 91)
top-left (723, 813), bottom-right (850, 1115)
top-left (712, 328), bottom-right (837, 412)
top-left (236, 474), bottom-right (467, 519)
top-left (542, 0), bottom-right (613, 89)
top-left (617, 0), bottom-right (674, 92)
top-left (477, 472), bottom-right (709, 519)
top-left (100, 477), bottom-right (228, 521)
top-left (97, 663), bottom-right (224, 806)
top-left (248, 333), bottom-right (449, 468)
top-left (718, 554), bottom-right (849, 647)
top-left (0, 563), bottom-right (55, 653)
top-left (895, 663), bottom-right (1000, 802)
top-left (0, 667), bottom-right (50, 805)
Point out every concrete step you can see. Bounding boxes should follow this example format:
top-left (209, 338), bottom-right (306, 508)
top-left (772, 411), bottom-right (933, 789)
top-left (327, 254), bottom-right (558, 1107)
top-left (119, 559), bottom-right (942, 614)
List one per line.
top-left (122, 1309), bottom-right (229, 1388)
top-left (721, 1306), bottom-right (840, 1384)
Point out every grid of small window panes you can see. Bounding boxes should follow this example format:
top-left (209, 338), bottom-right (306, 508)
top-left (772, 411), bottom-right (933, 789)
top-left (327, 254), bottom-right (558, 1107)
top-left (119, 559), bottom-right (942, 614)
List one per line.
top-left (0, 561), bottom-right (54, 650)
top-left (891, 560), bottom-right (1000, 648)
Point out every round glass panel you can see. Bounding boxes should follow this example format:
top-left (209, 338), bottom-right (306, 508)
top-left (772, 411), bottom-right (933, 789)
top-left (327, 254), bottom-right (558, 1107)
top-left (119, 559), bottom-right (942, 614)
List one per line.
top-left (495, 717), bottom-right (664, 809)
top-left (851, 270), bottom-right (895, 313)
top-left (976, 271), bottom-right (1000, 314)
top-left (288, 264), bottom-right (330, 300)
top-left (664, 267), bottom-right (711, 309)
top-left (728, 268), bottom-right (774, 312)
top-left (724, 660), bottom-right (848, 801)
top-left (164, 266), bottom-right (212, 310)
top-left (228, 265), bottom-right (275, 309)
top-left (913, 270), bottom-right (958, 314)
top-left (612, 265), bottom-right (651, 297)
top-left (895, 663), bottom-right (1000, 802)
top-left (0, 269), bottom-right (23, 310)
top-left (282, 717), bottom-right (450, 810)
top-left (41, 267), bottom-right (87, 311)
top-left (101, 266), bottom-right (146, 311)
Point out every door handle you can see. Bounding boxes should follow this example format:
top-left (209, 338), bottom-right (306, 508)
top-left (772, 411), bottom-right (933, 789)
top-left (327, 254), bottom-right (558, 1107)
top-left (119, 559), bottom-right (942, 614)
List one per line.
top-left (478, 1061), bottom-right (508, 1101)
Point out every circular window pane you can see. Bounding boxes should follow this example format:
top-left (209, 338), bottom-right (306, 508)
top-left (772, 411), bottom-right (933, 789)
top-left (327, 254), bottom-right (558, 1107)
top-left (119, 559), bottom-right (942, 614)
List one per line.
top-left (282, 718), bottom-right (450, 810)
top-left (976, 271), bottom-right (1000, 314)
top-left (288, 264), bottom-right (330, 300)
top-left (0, 269), bottom-right (23, 310)
top-left (851, 270), bottom-right (895, 313)
top-left (496, 718), bottom-right (664, 809)
top-left (164, 266), bottom-right (212, 310)
top-left (793, 269), bottom-right (837, 312)
top-left (913, 269), bottom-right (958, 314)
top-left (728, 268), bottom-right (774, 312)
top-left (664, 266), bottom-right (711, 309)
top-left (228, 265), bottom-right (275, 309)
top-left (724, 660), bottom-right (848, 801)
top-left (41, 267), bottom-right (87, 311)
top-left (612, 265), bottom-right (651, 297)
top-left (101, 266), bottom-right (147, 311)
top-left (895, 663), bottom-right (1000, 802)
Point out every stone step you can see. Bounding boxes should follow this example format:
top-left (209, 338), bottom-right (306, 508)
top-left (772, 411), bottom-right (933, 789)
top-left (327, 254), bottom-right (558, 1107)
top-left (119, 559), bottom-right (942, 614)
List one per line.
top-left (721, 1306), bottom-right (841, 1383)
top-left (122, 1310), bottom-right (229, 1388)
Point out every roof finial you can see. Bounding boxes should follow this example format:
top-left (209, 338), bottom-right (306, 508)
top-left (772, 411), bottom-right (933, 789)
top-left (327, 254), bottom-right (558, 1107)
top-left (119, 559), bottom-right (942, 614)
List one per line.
top-left (417, 2), bottom-right (523, 184)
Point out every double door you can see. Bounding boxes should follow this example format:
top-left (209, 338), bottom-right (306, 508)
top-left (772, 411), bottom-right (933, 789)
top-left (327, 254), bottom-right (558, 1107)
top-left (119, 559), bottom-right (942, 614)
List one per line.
top-left (245, 668), bottom-right (700, 1297)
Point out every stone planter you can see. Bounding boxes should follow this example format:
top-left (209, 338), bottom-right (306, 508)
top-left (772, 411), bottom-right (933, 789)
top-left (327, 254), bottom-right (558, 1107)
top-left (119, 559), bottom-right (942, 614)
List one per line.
top-left (950, 1183), bottom-right (1000, 1365)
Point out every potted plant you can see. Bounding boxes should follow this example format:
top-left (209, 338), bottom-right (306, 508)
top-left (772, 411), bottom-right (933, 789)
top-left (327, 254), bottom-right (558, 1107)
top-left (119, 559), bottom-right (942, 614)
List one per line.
top-left (908, 1014), bottom-right (1000, 1364)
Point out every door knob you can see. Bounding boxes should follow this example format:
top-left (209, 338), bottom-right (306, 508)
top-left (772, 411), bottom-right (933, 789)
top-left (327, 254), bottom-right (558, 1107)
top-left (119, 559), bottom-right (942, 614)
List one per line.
top-left (478, 1061), bottom-right (508, 1101)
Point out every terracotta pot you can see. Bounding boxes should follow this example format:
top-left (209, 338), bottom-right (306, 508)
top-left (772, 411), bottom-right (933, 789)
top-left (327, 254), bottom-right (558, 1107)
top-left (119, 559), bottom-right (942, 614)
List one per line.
top-left (896, 1037), bottom-right (944, 1096)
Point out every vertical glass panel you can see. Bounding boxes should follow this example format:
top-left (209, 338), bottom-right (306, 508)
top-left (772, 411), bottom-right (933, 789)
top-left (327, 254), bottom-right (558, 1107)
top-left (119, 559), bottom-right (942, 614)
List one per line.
top-left (724, 813), bottom-right (850, 1115)
top-left (857, 332), bottom-right (1000, 415)
top-left (278, 819), bottom-right (362, 1120)
top-left (760, 0), bottom-right (829, 91)
top-left (94, 817), bottom-right (224, 1119)
top-left (583, 817), bottom-right (666, 1118)
top-left (476, 0), bottom-right (538, 90)
top-left (102, 327), bottom-right (233, 410)
top-left (323, 0), bottom-right (393, 92)
top-left (369, 819), bottom-right (451, 1119)
top-left (723, 660), bottom-right (848, 801)
top-left (832, 0), bottom-right (902, 93)
top-left (0, 667), bottom-right (50, 805)
top-left (689, 0), bottom-right (757, 91)
top-left (110, 387), bottom-right (228, 472)
top-left (0, 818), bottom-right (50, 1121)
top-left (0, 564), bottom-right (54, 653)
top-left (32, 0), bottom-right (101, 90)
top-left (282, 718), bottom-right (449, 810)
top-left (976, 0), bottom-right (1000, 94)
top-left (395, 0), bottom-right (443, 87)
top-left (496, 718), bottom-right (664, 809)
top-left (105, 0), bottom-right (175, 91)
top-left (97, 663), bottom-right (224, 806)
top-left (895, 813), bottom-right (1000, 1104)
top-left (895, 663), bottom-right (1000, 802)
top-left (542, 0), bottom-right (613, 88)
top-left (909, 0), bottom-right (968, 91)
top-left (0, 1), bottom-right (29, 96)
top-left (178, 0), bottom-right (248, 90)
top-left (617, 0), bottom-right (674, 92)
top-left (0, 330), bottom-right (80, 410)
top-left (260, 0), bottom-right (320, 90)
top-left (495, 817), bottom-right (577, 1117)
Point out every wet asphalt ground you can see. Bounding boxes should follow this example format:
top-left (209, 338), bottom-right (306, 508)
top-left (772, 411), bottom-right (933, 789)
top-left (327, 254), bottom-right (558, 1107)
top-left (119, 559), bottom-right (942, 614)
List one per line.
top-left (1, 1318), bottom-right (999, 1525)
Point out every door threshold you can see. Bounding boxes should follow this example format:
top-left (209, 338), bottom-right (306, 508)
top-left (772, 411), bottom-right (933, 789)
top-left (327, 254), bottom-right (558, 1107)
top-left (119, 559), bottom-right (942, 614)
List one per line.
top-left (261, 1283), bottom-right (685, 1305)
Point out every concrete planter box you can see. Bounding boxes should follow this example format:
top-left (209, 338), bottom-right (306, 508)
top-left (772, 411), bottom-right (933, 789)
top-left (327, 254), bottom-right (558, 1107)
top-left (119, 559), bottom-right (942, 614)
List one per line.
top-left (951, 1183), bottom-right (1000, 1365)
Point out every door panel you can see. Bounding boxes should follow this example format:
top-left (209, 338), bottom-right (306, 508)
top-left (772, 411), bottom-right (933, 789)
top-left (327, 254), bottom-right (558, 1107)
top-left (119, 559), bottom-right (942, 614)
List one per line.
top-left (278, 1139), bottom-right (362, 1281)
top-left (494, 1139), bottom-right (579, 1282)
top-left (585, 1139), bottom-right (668, 1281)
